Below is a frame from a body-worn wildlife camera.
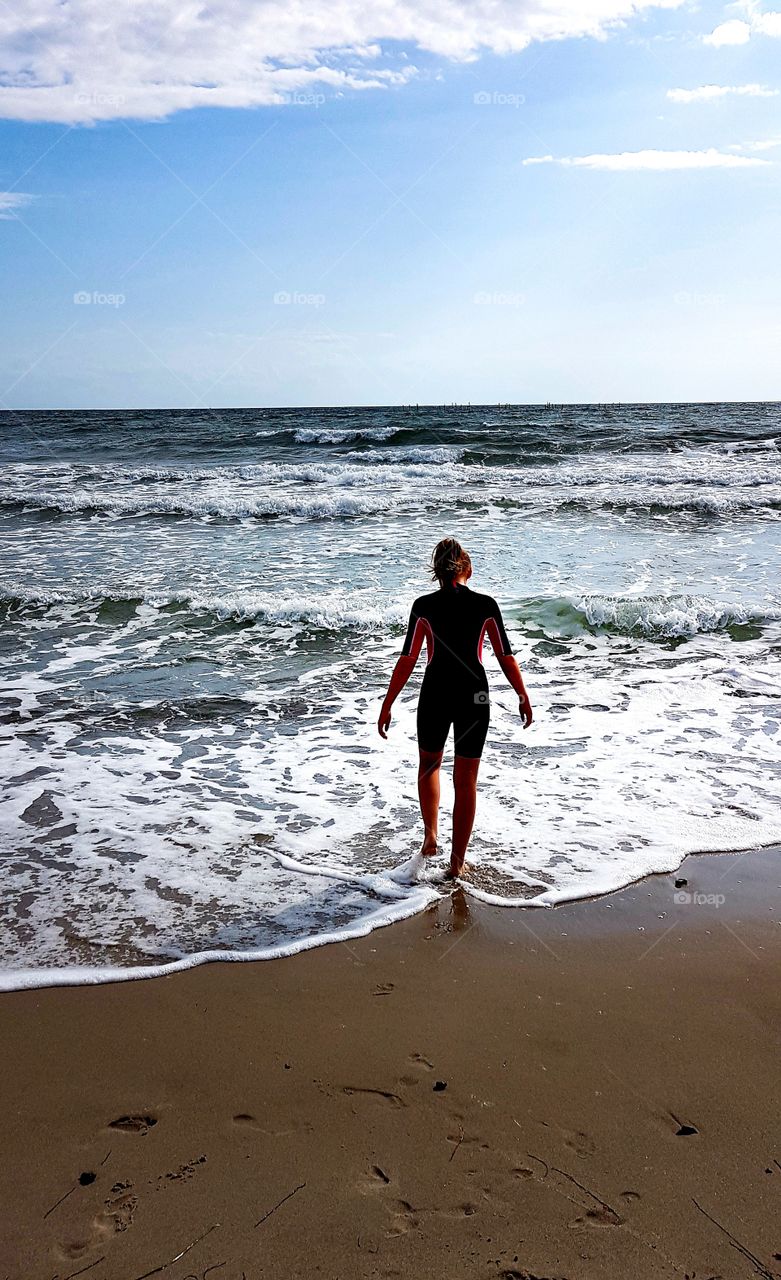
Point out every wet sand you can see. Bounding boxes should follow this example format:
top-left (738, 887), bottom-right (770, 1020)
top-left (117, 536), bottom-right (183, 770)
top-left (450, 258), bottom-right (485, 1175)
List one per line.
top-left (2, 845), bottom-right (781, 1280)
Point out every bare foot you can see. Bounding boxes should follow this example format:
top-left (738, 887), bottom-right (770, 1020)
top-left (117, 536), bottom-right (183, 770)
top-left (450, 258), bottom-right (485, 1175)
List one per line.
top-left (446, 861), bottom-right (470, 880)
top-left (420, 836), bottom-right (438, 858)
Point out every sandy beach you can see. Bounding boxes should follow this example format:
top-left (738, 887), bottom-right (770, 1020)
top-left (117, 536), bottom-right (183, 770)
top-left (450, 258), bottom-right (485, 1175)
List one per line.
top-left (2, 845), bottom-right (781, 1279)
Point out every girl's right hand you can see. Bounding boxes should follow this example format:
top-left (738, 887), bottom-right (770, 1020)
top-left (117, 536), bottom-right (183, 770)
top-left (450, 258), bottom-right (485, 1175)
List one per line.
top-left (378, 705), bottom-right (392, 738)
top-left (519, 694), bottom-right (533, 729)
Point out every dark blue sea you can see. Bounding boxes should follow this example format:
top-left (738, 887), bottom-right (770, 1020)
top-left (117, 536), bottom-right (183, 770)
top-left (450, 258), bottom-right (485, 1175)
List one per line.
top-left (1, 402), bottom-right (780, 987)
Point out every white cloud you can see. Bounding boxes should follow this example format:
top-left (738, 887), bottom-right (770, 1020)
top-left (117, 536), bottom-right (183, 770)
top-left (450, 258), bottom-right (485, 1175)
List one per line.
top-left (755, 10), bottom-right (781, 33)
top-left (704, 8), bottom-right (781, 44)
top-left (703, 18), bottom-right (753, 44)
top-left (667, 83), bottom-right (779, 102)
top-left (0, 0), bottom-right (685, 124)
top-left (0, 192), bottom-right (34, 219)
top-left (523, 147), bottom-right (771, 169)
top-left (733, 135), bottom-right (781, 149)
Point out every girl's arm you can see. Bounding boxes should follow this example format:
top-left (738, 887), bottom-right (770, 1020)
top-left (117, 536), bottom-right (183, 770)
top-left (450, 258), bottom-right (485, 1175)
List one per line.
top-left (378, 610), bottom-right (425, 738)
top-left (378, 654), bottom-right (418, 738)
top-left (495, 652), bottom-right (533, 728)
top-left (485, 609), bottom-right (533, 729)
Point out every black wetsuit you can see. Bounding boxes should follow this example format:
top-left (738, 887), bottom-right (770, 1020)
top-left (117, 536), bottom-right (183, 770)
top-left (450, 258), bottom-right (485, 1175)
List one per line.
top-left (401, 583), bottom-right (513, 759)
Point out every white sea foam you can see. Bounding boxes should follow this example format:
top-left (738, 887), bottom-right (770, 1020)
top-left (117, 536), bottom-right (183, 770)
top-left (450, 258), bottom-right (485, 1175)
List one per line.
top-left (3, 487), bottom-right (409, 520)
top-left (387, 851), bottom-right (427, 884)
top-left (2, 447), bottom-right (781, 524)
top-left (575, 593), bottom-right (781, 637)
top-left (165, 588), bottom-right (408, 628)
top-left (345, 445), bottom-right (467, 464)
top-left (293, 426), bottom-right (399, 444)
top-left (4, 484), bottom-right (780, 523)
top-left (2, 624), bottom-right (780, 989)
top-left (0, 889), bottom-right (437, 992)
top-left (6, 447), bottom-right (781, 487)
top-left (3, 582), bottom-right (780, 639)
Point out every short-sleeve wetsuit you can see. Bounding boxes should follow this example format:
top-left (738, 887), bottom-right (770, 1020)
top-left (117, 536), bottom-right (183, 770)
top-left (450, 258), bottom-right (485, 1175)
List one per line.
top-left (400, 583), bottom-right (513, 759)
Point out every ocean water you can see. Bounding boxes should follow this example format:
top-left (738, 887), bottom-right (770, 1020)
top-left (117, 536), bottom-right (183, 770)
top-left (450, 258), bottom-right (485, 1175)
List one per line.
top-left (1, 403), bottom-right (780, 988)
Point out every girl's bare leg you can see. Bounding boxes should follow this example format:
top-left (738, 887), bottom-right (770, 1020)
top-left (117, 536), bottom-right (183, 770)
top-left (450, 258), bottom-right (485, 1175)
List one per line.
top-left (450, 754), bottom-right (481, 876)
top-left (418, 748), bottom-right (443, 856)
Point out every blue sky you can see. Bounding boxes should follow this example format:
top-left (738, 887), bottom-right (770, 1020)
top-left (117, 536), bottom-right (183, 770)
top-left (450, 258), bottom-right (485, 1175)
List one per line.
top-left (1, 0), bottom-right (780, 407)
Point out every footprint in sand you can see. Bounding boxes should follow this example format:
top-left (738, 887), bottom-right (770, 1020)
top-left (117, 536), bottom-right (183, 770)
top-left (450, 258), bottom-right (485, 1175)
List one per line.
top-left (56, 1234), bottom-right (99, 1263)
top-left (661, 1109), bottom-right (699, 1137)
top-left (562, 1129), bottom-right (595, 1158)
top-left (571, 1203), bottom-right (623, 1227)
top-left (155, 1155), bottom-right (206, 1185)
top-left (94, 1182), bottom-right (138, 1234)
top-left (356, 1163), bottom-right (392, 1196)
top-left (108, 1113), bottom-right (157, 1135)
top-left (56, 1227), bottom-right (104, 1264)
top-left (409, 1053), bottom-right (434, 1071)
top-left (398, 1053), bottom-right (436, 1087)
top-left (538, 1119), bottom-right (595, 1159)
top-left (435, 1200), bottom-right (479, 1219)
top-left (382, 1196), bottom-right (485, 1239)
top-left (55, 1181), bottom-right (137, 1262)
top-left (343, 1086), bottom-right (407, 1108)
top-left (517, 1156), bottom-right (625, 1230)
top-left (385, 1199), bottom-right (419, 1237)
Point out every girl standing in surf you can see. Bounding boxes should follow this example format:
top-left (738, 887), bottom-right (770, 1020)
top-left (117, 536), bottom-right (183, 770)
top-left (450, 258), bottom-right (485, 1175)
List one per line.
top-left (378, 538), bottom-right (532, 879)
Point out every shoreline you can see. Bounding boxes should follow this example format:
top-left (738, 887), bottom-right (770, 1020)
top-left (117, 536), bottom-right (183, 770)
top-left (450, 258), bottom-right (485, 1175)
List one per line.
top-left (2, 843), bottom-right (781, 1278)
top-left (4, 840), bottom-right (781, 994)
